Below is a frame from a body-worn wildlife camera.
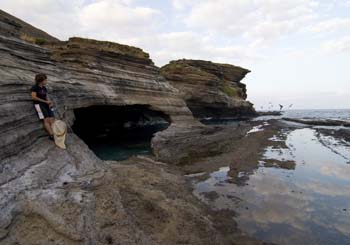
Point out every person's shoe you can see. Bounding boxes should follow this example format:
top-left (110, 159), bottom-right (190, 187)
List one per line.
top-left (49, 135), bottom-right (54, 141)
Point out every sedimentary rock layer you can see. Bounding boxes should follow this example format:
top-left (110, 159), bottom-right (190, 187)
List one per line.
top-left (0, 35), bottom-right (195, 161)
top-left (0, 34), bottom-right (207, 244)
top-left (0, 9), bottom-right (58, 42)
top-left (0, 10), bottom-right (262, 244)
top-left (161, 59), bottom-right (256, 119)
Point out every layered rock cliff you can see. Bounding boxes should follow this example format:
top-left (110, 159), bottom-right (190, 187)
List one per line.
top-left (0, 19), bottom-right (202, 244)
top-left (0, 10), bottom-right (261, 245)
top-left (161, 59), bottom-right (256, 119)
top-left (0, 35), bottom-right (196, 162)
top-left (0, 9), bottom-right (58, 43)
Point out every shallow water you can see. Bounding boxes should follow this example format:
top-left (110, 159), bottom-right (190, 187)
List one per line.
top-left (194, 128), bottom-right (350, 245)
top-left (89, 140), bottom-right (152, 161)
top-left (87, 124), bottom-right (168, 161)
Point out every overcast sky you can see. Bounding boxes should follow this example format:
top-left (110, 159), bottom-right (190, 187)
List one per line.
top-left (1, 0), bottom-right (349, 110)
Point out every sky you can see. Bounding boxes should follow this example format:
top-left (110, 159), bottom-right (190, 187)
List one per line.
top-left (1, 0), bottom-right (349, 110)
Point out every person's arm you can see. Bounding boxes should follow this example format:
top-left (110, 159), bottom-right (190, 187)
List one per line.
top-left (46, 94), bottom-right (53, 107)
top-left (31, 91), bottom-right (50, 104)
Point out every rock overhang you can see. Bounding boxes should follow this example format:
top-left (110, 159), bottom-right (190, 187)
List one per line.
top-left (0, 34), bottom-right (194, 162)
top-left (160, 59), bottom-right (256, 120)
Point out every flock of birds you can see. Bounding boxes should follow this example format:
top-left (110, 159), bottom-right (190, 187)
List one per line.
top-left (260, 103), bottom-right (294, 111)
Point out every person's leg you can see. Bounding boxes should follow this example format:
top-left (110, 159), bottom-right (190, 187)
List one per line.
top-left (39, 104), bottom-right (54, 137)
top-left (43, 118), bottom-right (54, 136)
top-left (49, 117), bottom-right (55, 127)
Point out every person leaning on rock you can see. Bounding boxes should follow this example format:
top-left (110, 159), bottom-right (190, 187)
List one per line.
top-left (30, 73), bottom-right (55, 140)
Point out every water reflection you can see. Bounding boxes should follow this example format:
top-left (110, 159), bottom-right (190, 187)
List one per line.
top-left (194, 128), bottom-right (350, 245)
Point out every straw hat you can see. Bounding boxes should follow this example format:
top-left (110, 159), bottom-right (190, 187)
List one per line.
top-left (52, 120), bottom-right (67, 149)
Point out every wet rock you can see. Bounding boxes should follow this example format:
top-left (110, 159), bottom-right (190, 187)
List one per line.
top-left (152, 123), bottom-right (248, 164)
top-left (202, 191), bottom-right (220, 201)
top-left (282, 118), bottom-right (350, 127)
top-left (263, 159), bottom-right (296, 170)
top-left (258, 111), bottom-right (283, 116)
top-left (317, 128), bottom-right (350, 143)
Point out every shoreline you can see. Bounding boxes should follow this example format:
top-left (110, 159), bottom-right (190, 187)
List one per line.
top-left (185, 118), bottom-right (350, 244)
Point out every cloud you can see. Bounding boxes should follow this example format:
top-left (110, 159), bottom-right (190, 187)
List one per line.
top-left (0, 0), bottom-right (84, 39)
top-left (171, 0), bottom-right (196, 10)
top-left (78, 0), bottom-right (161, 39)
top-left (297, 180), bottom-right (350, 197)
top-left (124, 31), bottom-right (262, 66)
top-left (1, 0), bottom-right (160, 40)
top-left (238, 173), bottom-right (313, 231)
top-left (183, 0), bottom-right (318, 43)
top-left (1, 0), bottom-right (263, 66)
top-left (305, 18), bottom-right (350, 33)
top-left (2, 0), bottom-right (348, 64)
top-left (322, 36), bottom-right (350, 53)
top-left (320, 165), bottom-right (350, 181)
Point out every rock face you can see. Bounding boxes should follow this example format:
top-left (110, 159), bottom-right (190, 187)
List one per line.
top-left (0, 35), bottom-right (195, 162)
top-left (0, 9), bottom-right (58, 43)
top-left (0, 11), bottom-right (261, 245)
top-left (161, 59), bottom-right (256, 119)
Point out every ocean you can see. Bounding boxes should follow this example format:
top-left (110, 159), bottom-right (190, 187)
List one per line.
top-left (281, 109), bottom-right (350, 119)
top-left (257, 109), bottom-right (350, 121)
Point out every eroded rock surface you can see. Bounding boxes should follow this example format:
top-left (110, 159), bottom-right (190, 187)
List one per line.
top-left (161, 59), bottom-right (256, 120)
top-left (152, 123), bottom-right (249, 165)
top-left (2, 143), bottom-right (248, 244)
top-left (0, 10), bottom-right (261, 245)
top-left (0, 34), bottom-right (196, 162)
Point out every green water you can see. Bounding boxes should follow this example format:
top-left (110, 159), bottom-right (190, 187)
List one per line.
top-left (89, 137), bottom-right (152, 161)
top-left (83, 124), bottom-right (168, 161)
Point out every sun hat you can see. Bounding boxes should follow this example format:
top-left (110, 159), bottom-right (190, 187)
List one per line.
top-left (52, 120), bottom-right (67, 149)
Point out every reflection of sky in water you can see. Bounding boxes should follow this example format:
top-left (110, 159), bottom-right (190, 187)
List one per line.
top-left (247, 125), bottom-right (265, 134)
top-left (194, 128), bottom-right (350, 245)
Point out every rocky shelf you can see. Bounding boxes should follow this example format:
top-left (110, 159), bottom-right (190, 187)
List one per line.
top-left (282, 117), bottom-right (350, 127)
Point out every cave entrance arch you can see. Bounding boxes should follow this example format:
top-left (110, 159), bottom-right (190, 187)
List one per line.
top-left (72, 105), bottom-right (170, 161)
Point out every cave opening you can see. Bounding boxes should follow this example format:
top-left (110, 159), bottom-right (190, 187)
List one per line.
top-left (72, 105), bottom-right (170, 161)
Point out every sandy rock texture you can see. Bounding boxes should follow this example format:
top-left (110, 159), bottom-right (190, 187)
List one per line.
top-left (161, 59), bottom-right (256, 120)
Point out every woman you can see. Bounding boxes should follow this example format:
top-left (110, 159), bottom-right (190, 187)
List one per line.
top-left (30, 73), bottom-right (55, 140)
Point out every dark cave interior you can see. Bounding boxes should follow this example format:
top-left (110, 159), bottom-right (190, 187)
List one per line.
top-left (72, 105), bottom-right (170, 160)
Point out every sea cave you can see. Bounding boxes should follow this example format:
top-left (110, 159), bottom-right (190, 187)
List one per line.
top-left (72, 105), bottom-right (170, 160)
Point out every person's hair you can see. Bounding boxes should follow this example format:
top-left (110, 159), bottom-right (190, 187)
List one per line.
top-left (35, 73), bottom-right (47, 85)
